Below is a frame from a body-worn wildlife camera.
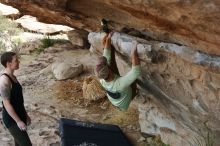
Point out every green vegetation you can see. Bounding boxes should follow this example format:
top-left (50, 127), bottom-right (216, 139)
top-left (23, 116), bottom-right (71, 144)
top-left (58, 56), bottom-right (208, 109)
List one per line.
top-left (33, 35), bottom-right (61, 55)
top-left (33, 35), bottom-right (53, 54)
top-left (33, 35), bottom-right (69, 55)
top-left (41, 35), bottom-right (55, 49)
top-left (0, 14), bottom-right (23, 53)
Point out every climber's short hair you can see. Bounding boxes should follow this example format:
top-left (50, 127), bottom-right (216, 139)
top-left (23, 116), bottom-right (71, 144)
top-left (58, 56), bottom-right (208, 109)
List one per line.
top-left (1, 51), bottom-right (17, 68)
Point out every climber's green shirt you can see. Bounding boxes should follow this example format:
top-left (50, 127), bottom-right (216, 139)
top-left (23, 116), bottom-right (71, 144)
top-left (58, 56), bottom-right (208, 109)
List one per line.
top-left (100, 48), bottom-right (141, 110)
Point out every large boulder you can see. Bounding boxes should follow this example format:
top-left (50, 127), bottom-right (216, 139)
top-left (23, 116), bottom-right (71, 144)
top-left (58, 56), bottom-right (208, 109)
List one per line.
top-left (67, 29), bottom-right (89, 47)
top-left (2, 0), bottom-right (219, 55)
top-left (52, 62), bottom-right (83, 80)
top-left (88, 31), bottom-right (220, 146)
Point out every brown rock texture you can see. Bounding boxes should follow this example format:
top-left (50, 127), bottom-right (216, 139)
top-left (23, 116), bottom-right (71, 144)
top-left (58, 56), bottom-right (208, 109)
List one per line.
top-left (1, 0), bottom-right (219, 56)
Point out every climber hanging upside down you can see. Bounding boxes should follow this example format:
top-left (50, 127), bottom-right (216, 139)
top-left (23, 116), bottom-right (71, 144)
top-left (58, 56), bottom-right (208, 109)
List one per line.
top-left (95, 32), bottom-right (141, 111)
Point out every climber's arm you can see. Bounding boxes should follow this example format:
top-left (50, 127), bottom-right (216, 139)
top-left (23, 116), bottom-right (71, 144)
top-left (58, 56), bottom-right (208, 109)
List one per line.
top-left (103, 32), bottom-right (114, 65)
top-left (131, 41), bottom-right (140, 66)
top-left (117, 41), bottom-right (141, 89)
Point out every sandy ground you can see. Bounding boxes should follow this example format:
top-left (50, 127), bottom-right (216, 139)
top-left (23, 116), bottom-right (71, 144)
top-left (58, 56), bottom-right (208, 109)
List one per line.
top-left (0, 42), bottom-right (146, 146)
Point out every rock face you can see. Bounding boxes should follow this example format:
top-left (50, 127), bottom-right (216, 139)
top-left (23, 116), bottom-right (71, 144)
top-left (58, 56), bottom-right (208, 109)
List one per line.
top-left (67, 0), bottom-right (220, 56)
top-left (1, 0), bottom-right (219, 56)
top-left (88, 32), bottom-right (220, 146)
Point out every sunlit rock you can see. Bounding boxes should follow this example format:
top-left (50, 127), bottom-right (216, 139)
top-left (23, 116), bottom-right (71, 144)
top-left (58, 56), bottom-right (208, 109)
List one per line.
top-left (0, 3), bottom-right (20, 18)
top-left (52, 62), bottom-right (83, 80)
top-left (16, 15), bottom-right (74, 34)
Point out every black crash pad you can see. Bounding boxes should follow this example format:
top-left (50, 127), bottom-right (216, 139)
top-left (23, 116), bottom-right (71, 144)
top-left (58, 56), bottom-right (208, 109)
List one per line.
top-left (59, 118), bottom-right (133, 146)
